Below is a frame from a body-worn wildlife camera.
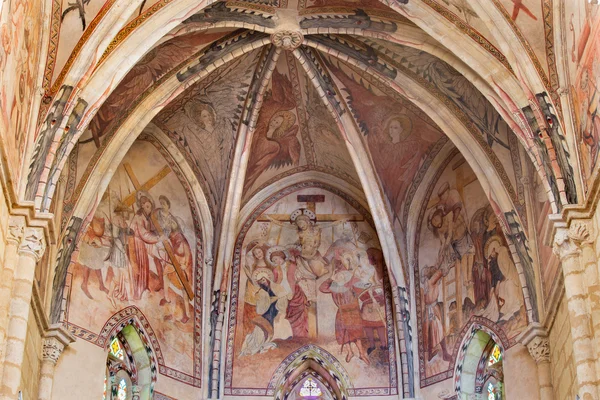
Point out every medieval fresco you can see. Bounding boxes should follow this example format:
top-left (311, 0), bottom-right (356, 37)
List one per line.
top-left (67, 139), bottom-right (203, 386)
top-left (242, 52), bottom-right (359, 203)
top-left (573, 15), bottom-right (600, 187)
top-left (225, 186), bottom-right (397, 396)
top-left (495, 0), bottom-right (549, 77)
top-left (415, 153), bottom-right (526, 386)
top-left (326, 57), bottom-right (446, 238)
top-left (341, 39), bottom-right (526, 218)
top-left (52, 0), bottom-right (108, 84)
top-left (70, 30), bottom-right (230, 186)
top-left (0, 0), bottom-right (44, 187)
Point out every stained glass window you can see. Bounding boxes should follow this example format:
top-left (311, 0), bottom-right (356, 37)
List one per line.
top-left (102, 375), bottom-right (107, 400)
top-left (299, 377), bottom-right (322, 397)
top-left (117, 378), bottom-right (127, 400)
top-left (487, 382), bottom-right (495, 400)
top-left (488, 344), bottom-right (502, 366)
top-left (110, 338), bottom-right (125, 360)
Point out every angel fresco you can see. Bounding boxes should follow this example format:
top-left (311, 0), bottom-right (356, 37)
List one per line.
top-left (326, 61), bottom-right (441, 217)
top-left (244, 70), bottom-right (301, 191)
top-left (87, 32), bottom-right (225, 145)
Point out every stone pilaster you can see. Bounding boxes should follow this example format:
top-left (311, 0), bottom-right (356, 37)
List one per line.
top-left (521, 323), bottom-right (553, 400)
top-left (0, 216), bottom-right (25, 381)
top-left (554, 222), bottom-right (599, 399)
top-left (38, 324), bottom-right (74, 400)
top-left (0, 226), bottom-right (46, 400)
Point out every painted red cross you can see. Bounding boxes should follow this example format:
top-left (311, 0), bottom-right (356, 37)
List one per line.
top-left (510, 0), bottom-right (537, 22)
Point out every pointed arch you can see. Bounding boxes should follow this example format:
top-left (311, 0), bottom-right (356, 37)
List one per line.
top-left (268, 344), bottom-right (352, 400)
top-left (99, 306), bottom-right (160, 399)
top-left (452, 317), bottom-right (510, 396)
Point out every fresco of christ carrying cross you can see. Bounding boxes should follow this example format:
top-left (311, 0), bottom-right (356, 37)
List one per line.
top-left (122, 163), bottom-right (195, 301)
top-left (258, 194), bottom-right (363, 339)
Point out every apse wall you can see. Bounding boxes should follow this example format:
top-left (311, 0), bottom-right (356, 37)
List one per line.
top-left (51, 137), bottom-right (207, 399)
top-left (223, 184), bottom-right (401, 399)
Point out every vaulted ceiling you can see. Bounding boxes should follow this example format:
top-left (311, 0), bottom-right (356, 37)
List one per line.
top-left (27, 0), bottom-right (585, 329)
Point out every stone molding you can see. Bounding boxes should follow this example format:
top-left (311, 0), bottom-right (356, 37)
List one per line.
top-left (18, 226), bottom-right (46, 261)
top-left (270, 30), bottom-right (303, 50)
top-left (519, 323), bottom-right (551, 364)
top-left (42, 323), bottom-right (75, 364)
top-left (7, 215), bottom-right (25, 245)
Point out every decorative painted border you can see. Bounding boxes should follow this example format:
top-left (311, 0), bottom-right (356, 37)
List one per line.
top-left (452, 318), bottom-right (509, 395)
top-left (223, 181), bottom-right (398, 396)
top-left (421, 0), bottom-right (513, 74)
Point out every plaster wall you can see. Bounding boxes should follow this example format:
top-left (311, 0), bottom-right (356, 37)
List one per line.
top-left (503, 344), bottom-right (539, 400)
top-left (52, 337), bottom-right (203, 399)
top-left (548, 292), bottom-right (578, 400)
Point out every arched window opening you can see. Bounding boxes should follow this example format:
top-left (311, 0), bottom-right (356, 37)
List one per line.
top-left (102, 324), bottom-right (155, 400)
top-left (479, 341), bottom-right (504, 400)
top-left (299, 377), bottom-right (322, 398)
top-left (104, 336), bottom-right (135, 400)
top-left (456, 329), bottom-right (506, 400)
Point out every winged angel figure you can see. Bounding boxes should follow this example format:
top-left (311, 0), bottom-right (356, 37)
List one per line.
top-left (327, 60), bottom-right (441, 216)
top-left (88, 32), bottom-right (224, 144)
top-left (244, 70), bottom-right (301, 191)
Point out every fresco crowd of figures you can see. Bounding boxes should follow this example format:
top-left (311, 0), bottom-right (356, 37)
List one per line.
top-left (229, 189), bottom-right (396, 394)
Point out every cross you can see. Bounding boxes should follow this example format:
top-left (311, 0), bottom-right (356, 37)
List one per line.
top-left (510, 0), bottom-right (537, 22)
top-left (122, 163), bottom-right (194, 300)
top-left (256, 194), bottom-right (364, 223)
top-left (257, 194), bottom-right (363, 339)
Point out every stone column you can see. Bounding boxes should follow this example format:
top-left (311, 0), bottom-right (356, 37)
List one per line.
top-left (0, 216), bottom-right (25, 380)
top-left (38, 324), bottom-right (74, 400)
top-left (554, 222), bottom-right (599, 399)
top-left (522, 331), bottom-right (553, 400)
top-left (0, 227), bottom-right (45, 400)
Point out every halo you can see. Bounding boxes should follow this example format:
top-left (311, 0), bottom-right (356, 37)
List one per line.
top-left (252, 267), bottom-right (274, 283)
top-left (484, 235), bottom-right (503, 259)
top-left (266, 245), bottom-right (290, 264)
top-left (136, 191), bottom-right (154, 209)
top-left (290, 208), bottom-right (316, 223)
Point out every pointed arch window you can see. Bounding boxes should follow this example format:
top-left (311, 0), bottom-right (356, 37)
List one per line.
top-left (299, 377), bottom-right (322, 397)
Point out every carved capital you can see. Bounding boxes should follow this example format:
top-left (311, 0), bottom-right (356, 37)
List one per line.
top-left (42, 324), bottom-right (75, 364)
top-left (527, 336), bottom-right (551, 364)
top-left (42, 337), bottom-right (66, 364)
top-left (7, 216), bottom-right (25, 245)
top-left (553, 221), bottom-right (593, 262)
top-left (271, 30), bottom-right (303, 50)
top-left (18, 227), bottom-right (46, 261)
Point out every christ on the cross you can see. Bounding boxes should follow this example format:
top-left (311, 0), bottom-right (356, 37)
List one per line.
top-left (266, 207), bottom-right (350, 339)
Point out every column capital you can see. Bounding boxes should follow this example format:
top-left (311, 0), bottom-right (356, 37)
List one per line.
top-left (526, 336), bottom-right (551, 364)
top-left (18, 226), bottom-right (46, 261)
top-left (42, 324), bottom-right (75, 364)
top-left (553, 220), bottom-right (594, 261)
top-left (7, 216), bottom-right (25, 245)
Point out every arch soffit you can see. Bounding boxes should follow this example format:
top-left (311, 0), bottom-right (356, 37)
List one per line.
top-left (268, 344), bottom-right (353, 399)
top-left (283, 368), bottom-right (341, 400)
